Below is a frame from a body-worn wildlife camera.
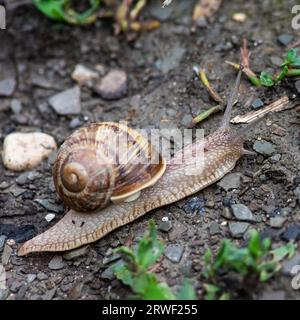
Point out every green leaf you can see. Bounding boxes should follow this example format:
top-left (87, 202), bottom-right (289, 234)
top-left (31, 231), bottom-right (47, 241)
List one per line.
top-left (114, 263), bottom-right (134, 287)
top-left (270, 242), bottom-right (296, 263)
top-left (286, 49), bottom-right (297, 63)
top-left (291, 56), bottom-right (300, 67)
top-left (33, 0), bottom-right (68, 21)
top-left (203, 284), bottom-right (220, 300)
top-left (260, 72), bottom-right (274, 87)
top-left (176, 280), bottom-right (197, 300)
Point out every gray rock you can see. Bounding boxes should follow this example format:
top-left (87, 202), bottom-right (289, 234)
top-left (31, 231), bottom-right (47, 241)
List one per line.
top-left (277, 34), bottom-right (293, 46)
top-left (10, 187), bottom-right (27, 197)
top-left (63, 246), bottom-right (89, 260)
top-left (269, 216), bottom-right (287, 228)
top-left (48, 255), bottom-right (65, 270)
top-left (259, 290), bottom-right (285, 300)
top-left (2, 244), bottom-right (12, 265)
top-left (0, 77), bottom-right (16, 96)
top-left (0, 181), bottom-right (10, 190)
top-left (10, 99), bottom-right (23, 114)
top-left (165, 245), bottom-right (184, 263)
top-left (16, 172), bottom-right (30, 185)
top-left (158, 219), bottom-right (173, 232)
top-left (295, 80), bottom-right (300, 95)
top-left (37, 272), bottom-right (48, 281)
top-left (102, 252), bottom-right (121, 265)
top-left (155, 46), bottom-right (186, 74)
top-left (231, 204), bottom-right (255, 222)
top-left (69, 117), bottom-right (82, 129)
top-left (229, 222), bottom-right (249, 238)
top-left (253, 140), bottom-right (275, 156)
top-left (42, 288), bottom-right (56, 300)
top-left (281, 207), bottom-right (292, 216)
top-left (0, 235), bottom-right (6, 251)
top-left (34, 199), bottom-right (63, 213)
top-left (270, 56), bottom-right (283, 67)
top-left (26, 274), bottom-right (37, 283)
top-left (180, 114), bottom-right (193, 127)
top-left (49, 86), bottom-right (81, 115)
top-left (101, 261), bottom-right (121, 280)
top-left (282, 253), bottom-right (300, 275)
top-left (270, 153), bottom-right (281, 163)
top-left (209, 222), bottom-right (221, 235)
top-left (10, 281), bottom-right (23, 293)
top-left (168, 221), bottom-right (187, 241)
top-left (221, 207), bottom-right (232, 219)
top-left (94, 70), bottom-right (127, 100)
top-left (214, 42), bottom-right (233, 52)
top-left (150, 4), bottom-right (173, 21)
top-left (281, 224), bottom-right (300, 241)
top-left (217, 173), bottom-right (241, 191)
top-left (251, 98), bottom-right (264, 109)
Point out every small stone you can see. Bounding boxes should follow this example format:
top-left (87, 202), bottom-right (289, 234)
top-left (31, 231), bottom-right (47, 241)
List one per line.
top-left (102, 253), bottom-right (121, 265)
top-left (48, 255), bottom-right (65, 270)
top-left (69, 117), bottom-right (82, 129)
top-left (182, 196), bottom-right (205, 215)
top-left (232, 12), bottom-right (247, 23)
top-left (10, 99), bottom-right (23, 114)
top-left (26, 274), bottom-right (37, 283)
top-left (295, 80), bottom-right (300, 94)
top-left (2, 132), bottom-right (57, 171)
top-left (10, 281), bottom-right (23, 293)
top-left (221, 207), bottom-right (232, 219)
top-left (209, 222), bottom-right (221, 236)
top-left (259, 290), bottom-right (286, 300)
top-left (34, 199), bottom-right (63, 213)
top-left (0, 235), bottom-right (6, 251)
top-left (68, 281), bottom-right (84, 299)
top-left (168, 221), bottom-right (187, 241)
top-left (229, 222), bottom-right (249, 238)
top-left (16, 172), bottom-right (30, 185)
top-left (282, 253), bottom-right (300, 275)
top-left (281, 207), bottom-right (292, 216)
top-left (277, 34), bottom-right (293, 46)
top-left (0, 62), bottom-right (16, 96)
top-left (10, 187), bottom-right (27, 197)
top-left (37, 272), bottom-right (48, 281)
top-left (270, 56), bottom-right (283, 67)
top-left (270, 154), bottom-right (281, 163)
top-left (71, 64), bottom-right (99, 85)
top-left (231, 204), bottom-right (255, 222)
top-left (281, 224), bottom-right (300, 242)
top-left (158, 219), bottom-right (172, 232)
top-left (63, 246), bottom-right (89, 260)
top-left (253, 140), bottom-right (275, 156)
top-left (0, 181), bottom-right (10, 190)
top-left (101, 262), bottom-right (120, 280)
top-left (180, 114), bottom-right (193, 127)
top-left (214, 42), bottom-right (233, 52)
top-left (251, 98), bottom-right (264, 109)
top-left (165, 245), bottom-right (184, 263)
top-left (94, 70), bottom-right (127, 100)
top-left (217, 173), bottom-right (241, 191)
top-left (49, 86), bottom-right (81, 115)
top-left (45, 213), bottom-right (56, 223)
top-left (155, 46), bottom-right (186, 74)
top-left (2, 244), bottom-right (13, 265)
top-left (269, 216), bottom-right (287, 228)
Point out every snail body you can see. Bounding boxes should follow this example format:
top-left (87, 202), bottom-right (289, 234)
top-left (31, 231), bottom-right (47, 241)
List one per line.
top-left (19, 71), bottom-right (257, 256)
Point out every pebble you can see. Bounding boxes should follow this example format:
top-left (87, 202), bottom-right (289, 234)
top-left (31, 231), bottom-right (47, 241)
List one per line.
top-left (253, 140), bottom-right (275, 156)
top-left (2, 225), bottom-right (36, 243)
top-left (71, 64), bottom-right (99, 85)
top-left (281, 207), bottom-right (292, 216)
top-left (68, 281), bottom-right (84, 300)
top-left (165, 245), bottom-right (184, 263)
top-left (69, 117), bottom-right (82, 129)
top-left (217, 173), bottom-right (241, 191)
top-left (37, 272), bottom-right (48, 281)
top-left (48, 255), bottom-right (65, 270)
top-left (0, 235), bottom-right (6, 251)
top-left (101, 262), bottom-right (120, 280)
top-left (2, 132), bottom-right (57, 171)
top-left (10, 187), bottom-right (27, 197)
top-left (0, 181), bottom-right (10, 190)
top-left (209, 222), bottom-right (221, 236)
top-left (10, 281), bottom-right (23, 293)
top-left (63, 245), bottom-right (89, 260)
top-left (259, 290), bottom-right (285, 300)
top-left (221, 207), bottom-right (232, 219)
top-left (94, 70), bottom-right (127, 100)
top-left (45, 213), bottom-right (56, 223)
top-left (34, 199), bottom-right (63, 213)
top-left (16, 172), bottom-right (30, 185)
top-left (281, 224), bottom-right (300, 242)
top-left (281, 252), bottom-right (300, 275)
top-left (158, 219), bottom-right (173, 232)
top-left (0, 62), bottom-right (16, 96)
top-left (295, 80), bottom-right (300, 95)
top-left (10, 99), bottom-right (23, 114)
top-left (214, 42), bottom-right (233, 52)
top-left (251, 98), bottom-right (264, 109)
top-left (277, 34), bottom-right (293, 46)
top-left (269, 216), bottom-right (287, 228)
top-left (155, 46), bottom-right (186, 74)
top-left (2, 244), bottom-right (12, 265)
top-left (232, 12), bottom-right (247, 23)
top-left (168, 221), bottom-right (187, 241)
top-left (231, 204), bottom-right (255, 222)
top-left (182, 196), bottom-right (205, 215)
top-left (229, 222), bottom-right (249, 238)
top-left (270, 56), bottom-right (283, 67)
top-left (49, 86), bottom-right (81, 115)
top-left (26, 274), bottom-right (37, 283)
top-left (270, 154), bottom-right (281, 163)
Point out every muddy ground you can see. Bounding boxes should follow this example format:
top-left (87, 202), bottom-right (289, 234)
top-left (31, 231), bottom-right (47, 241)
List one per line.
top-left (0, 0), bottom-right (300, 300)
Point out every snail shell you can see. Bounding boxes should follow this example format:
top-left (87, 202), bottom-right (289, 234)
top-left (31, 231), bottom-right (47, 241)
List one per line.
top-left (53, 122), bottom-right (166, 212)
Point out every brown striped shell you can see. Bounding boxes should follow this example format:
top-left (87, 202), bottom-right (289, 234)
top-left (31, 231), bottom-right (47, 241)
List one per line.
top-left (53, 122), bottom-right (166, 212)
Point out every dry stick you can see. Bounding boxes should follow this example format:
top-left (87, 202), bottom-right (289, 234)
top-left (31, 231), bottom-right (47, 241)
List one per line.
top-left (187, 67), bottom-right (225, 128)
top-left (230, 96), bottom-right (290, 124)
top-left (130, 0), bottom-right (147, 21)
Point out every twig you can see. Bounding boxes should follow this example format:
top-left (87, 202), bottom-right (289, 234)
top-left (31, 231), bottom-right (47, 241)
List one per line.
top-left (230, 96), bottom-right (290, 124)
top-left (130, 0), bottom-right (147, 21)
top-left (187, 105), bottom-right (223, 128)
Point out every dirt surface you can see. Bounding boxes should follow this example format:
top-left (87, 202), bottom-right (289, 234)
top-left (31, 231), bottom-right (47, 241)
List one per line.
top-left (0, 0), bottom-right (300, 300)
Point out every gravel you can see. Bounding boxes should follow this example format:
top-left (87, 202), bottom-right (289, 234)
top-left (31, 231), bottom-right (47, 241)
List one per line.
top-left (231, 204), bottom-right (255, 222)
top-left (253, 140), bottom-right (276, 156)
top-left (49, 86), bottom-right (81, 115)
top-left (158, 219), bottom-right (173, 232)
top-left (48, 255), bottom-right (65, 270)
top-left (229, 222), bottom-right (250, 238)
top-left (165, 244), bottom-right (184, 263)
top-left (251, 98), bottom-right (264, 109)
top-left (281, 224), bottom-right (300, 242)
top-left (209, 222), bottom-right (221, 235)
top-left (217, 173), bottom-right (241, 191)
top-left (277, 34), bottom-right (293, 46)
top-left (269, 216), bottom-right (287, 228)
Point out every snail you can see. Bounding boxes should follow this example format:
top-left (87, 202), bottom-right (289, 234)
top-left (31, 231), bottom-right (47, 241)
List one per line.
top-left (18, 70), bottom-right (257, 256)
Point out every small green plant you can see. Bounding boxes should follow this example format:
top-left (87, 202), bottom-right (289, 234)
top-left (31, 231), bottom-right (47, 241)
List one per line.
top-left (113, 220), bottom-right (196, 300)
top-left (32, 0), bottom-right (100, 25)
top-left (204, 230), bottom-right (296, 283)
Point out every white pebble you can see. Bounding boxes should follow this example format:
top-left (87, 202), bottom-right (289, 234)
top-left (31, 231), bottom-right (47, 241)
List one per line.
top-left (232, 13), bottom-right (247, 23)
top-left (2, 132), bottom-right (57, 171)
top-left (45, 213), bottom-right (56, 223)
top-left (71, 64), bottom-right (99, 84)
